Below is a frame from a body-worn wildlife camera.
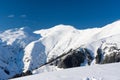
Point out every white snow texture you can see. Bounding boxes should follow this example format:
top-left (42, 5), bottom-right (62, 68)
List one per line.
top-left (0, 20), bottom-right (120, 79)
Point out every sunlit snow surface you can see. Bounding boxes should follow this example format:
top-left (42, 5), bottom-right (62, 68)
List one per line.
top-left (12, 62), bottom-right (120, 80)
top-left (0, 20), bottom-right (120, 79)
top-left (23, 21), bottom-right (120, 72)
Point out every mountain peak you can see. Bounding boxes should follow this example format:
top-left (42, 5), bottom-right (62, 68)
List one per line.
top-left (0, 27), bottom-right (39, 45)
top-left (51, 24), bottom-right (76, 30)
top-left (34, 24), bottom-right (76, 37)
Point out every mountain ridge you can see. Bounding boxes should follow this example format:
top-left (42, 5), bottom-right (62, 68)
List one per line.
top-left (0, 20), bottom-right (120, 79)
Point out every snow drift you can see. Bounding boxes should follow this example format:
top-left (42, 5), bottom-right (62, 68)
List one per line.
top-left (12, 62), bottom-right (120, 80)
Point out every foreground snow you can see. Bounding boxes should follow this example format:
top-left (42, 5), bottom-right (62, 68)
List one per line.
top-left (12, 62), bottom-right (120, 80)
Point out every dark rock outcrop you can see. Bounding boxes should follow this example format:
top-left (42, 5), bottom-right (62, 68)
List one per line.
top-left (96, 43), bottom-right (120, 64)
top-left (102, 52), bottom-right (120, 64)
top-left (57, 48), bottom-right (93, 68)
top-left (96, 48), bottom-right (103, 64)
top-left (11, 70), bottom-right (32, 79)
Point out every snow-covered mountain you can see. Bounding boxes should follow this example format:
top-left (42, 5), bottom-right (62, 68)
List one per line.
top-left (23, 20), bottom-right (120, 72)
top-left (0, 27), bottom-right (40, 79)
top-left (0, 20), bottom-right (120, 79)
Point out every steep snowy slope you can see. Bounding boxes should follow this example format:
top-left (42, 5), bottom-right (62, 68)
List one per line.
top-left (23, 20), bottom-right (120, 72)
top-left (23, 25), bottom-right (101, 71)
top-left (12, 62), bottom-right (120, 80)
top-left (96, 20), bottom-right (120, 39)
top-left (0, 27), bottom-right (40, 79)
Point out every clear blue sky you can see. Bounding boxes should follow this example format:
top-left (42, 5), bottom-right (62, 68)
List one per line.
top-left (0, 0), bottom-right (120, 31)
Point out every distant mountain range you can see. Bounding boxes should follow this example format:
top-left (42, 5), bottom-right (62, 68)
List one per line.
top-left (0, 20), bottom-right (120, 79)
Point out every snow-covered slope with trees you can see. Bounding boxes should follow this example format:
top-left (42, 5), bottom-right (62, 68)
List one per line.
top-left (0, 20), bottom-right (120, 79)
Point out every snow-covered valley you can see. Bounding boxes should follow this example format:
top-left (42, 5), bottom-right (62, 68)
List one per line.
top-left (0, 20), bottom-right (120, 79)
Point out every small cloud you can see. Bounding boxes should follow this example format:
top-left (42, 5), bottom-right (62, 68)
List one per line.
top-left (20, 15), bottom-right (27, 18)
top-left (8, 15), bottom-right (15, 18)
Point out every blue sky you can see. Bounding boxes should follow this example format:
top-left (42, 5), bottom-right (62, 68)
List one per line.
top-left (0, 0), bottom-right (120, 31)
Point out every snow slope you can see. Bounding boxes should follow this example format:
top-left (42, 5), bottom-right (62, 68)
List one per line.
top-left (12, 62), bottom-right (120, 80)
top-left (0, 27), bottom-right (40, 79)
top-left (23, 25), bottom-right (102, 71)
top-left (0, 20), bottom-right (120, 79)
top-left (23, 20), bottom-right (120, 72)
